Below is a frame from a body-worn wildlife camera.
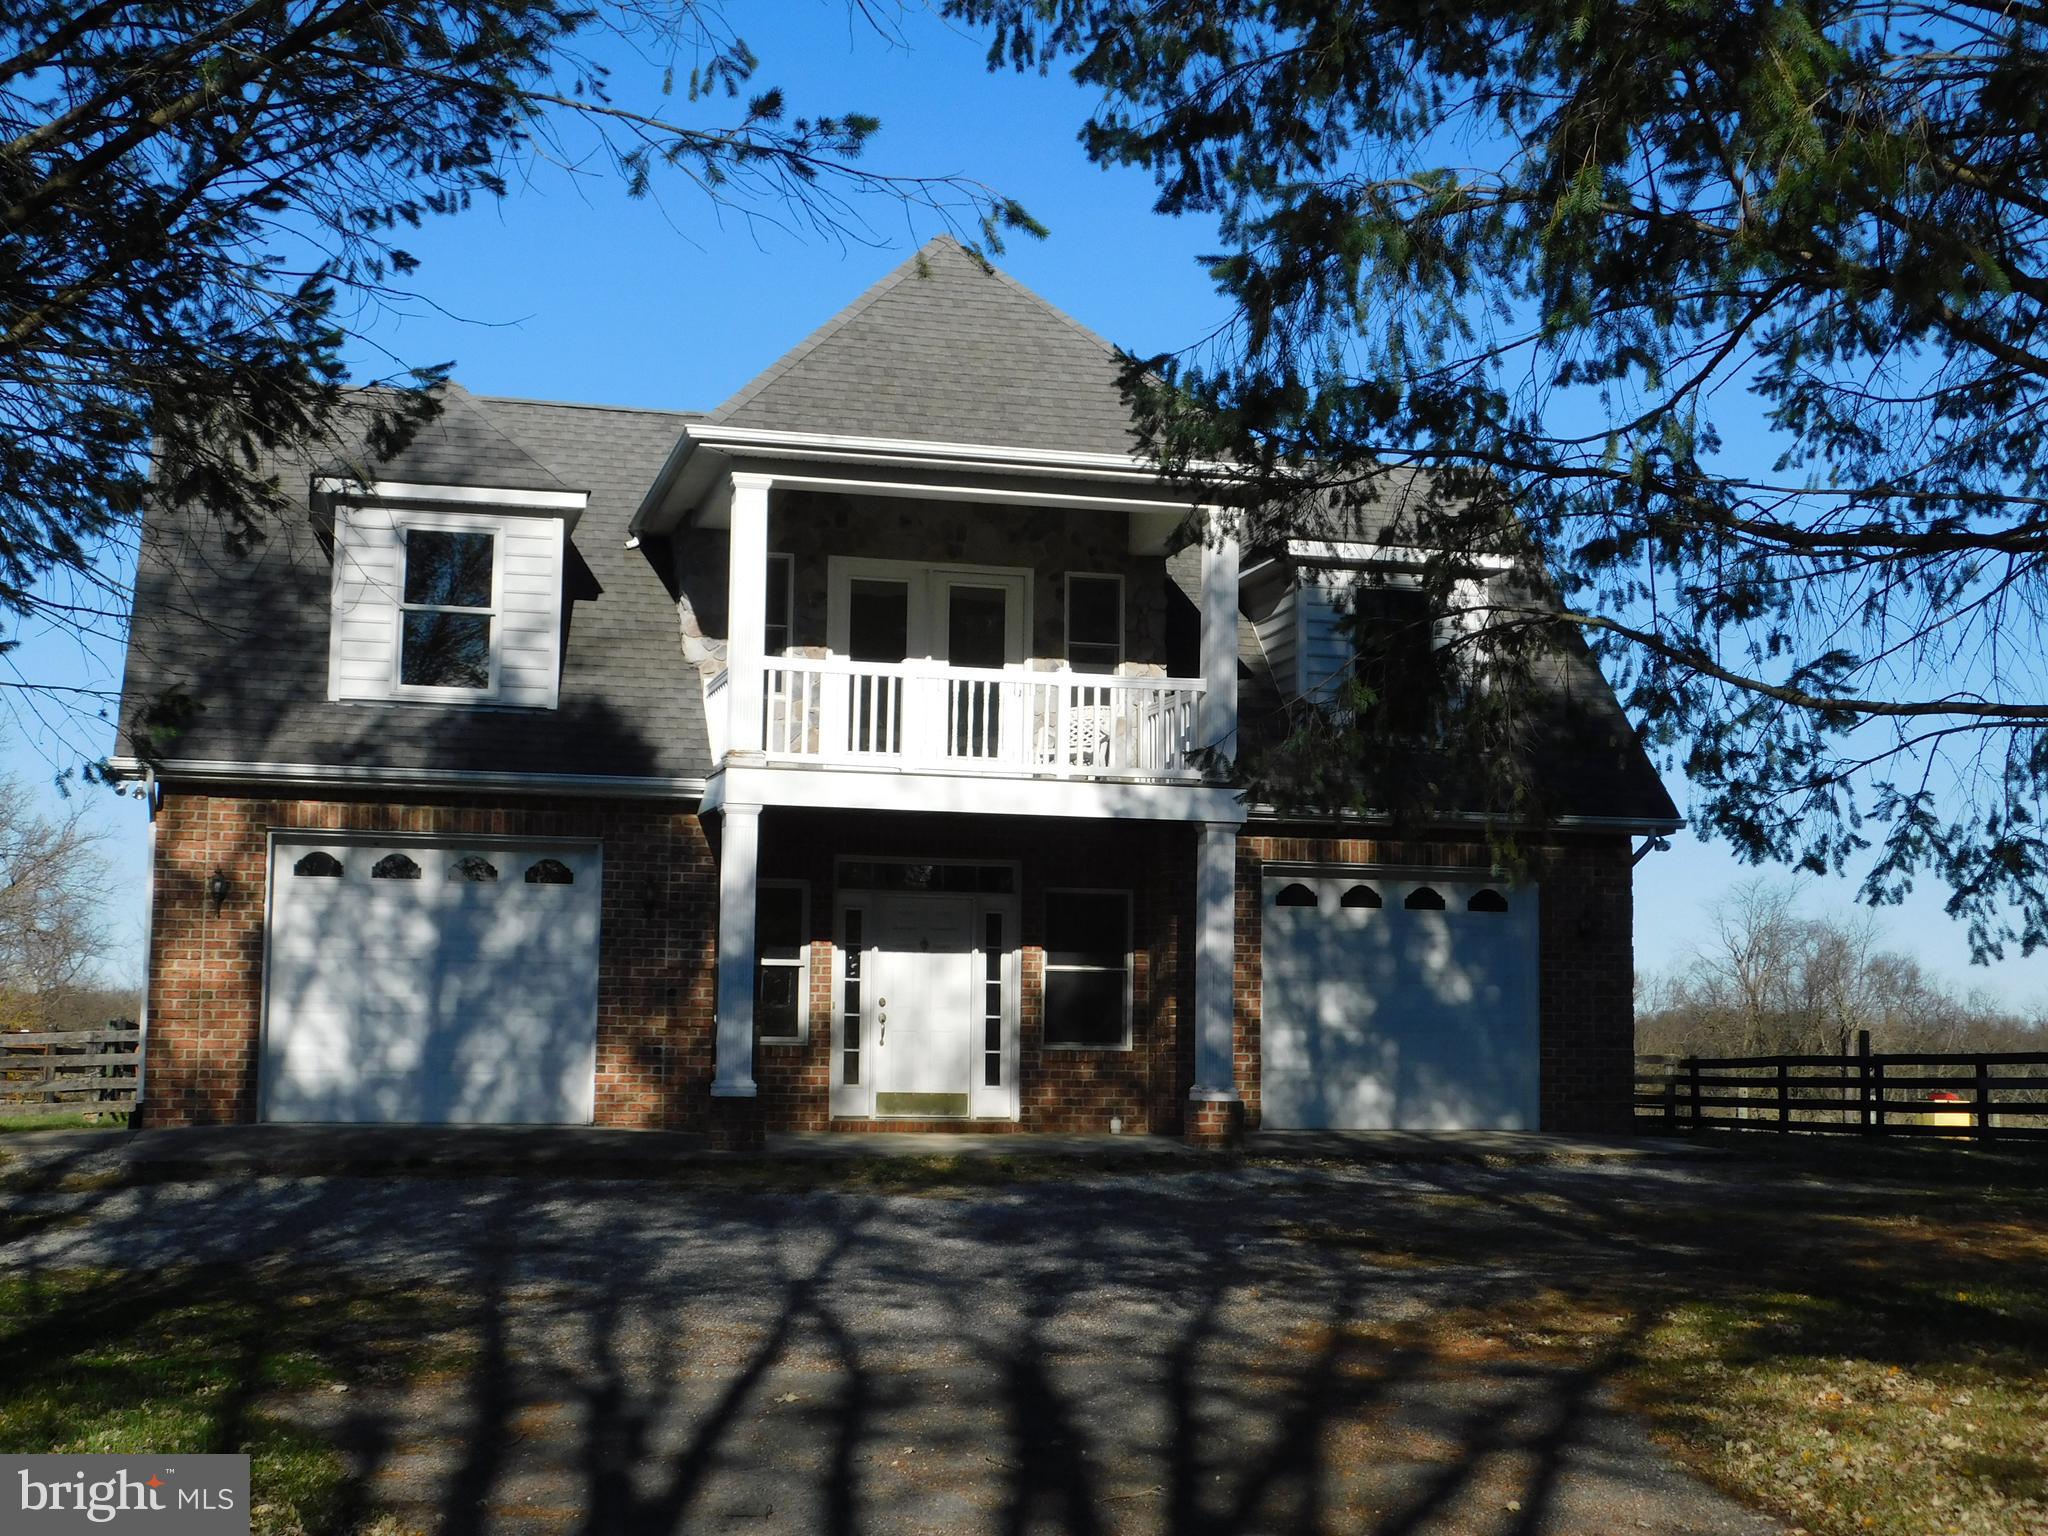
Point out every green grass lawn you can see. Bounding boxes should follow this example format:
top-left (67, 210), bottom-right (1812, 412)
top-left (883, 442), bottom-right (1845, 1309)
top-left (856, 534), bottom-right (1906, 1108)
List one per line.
top-left (1624, 1143), bottom-right (2048, 1536)
top-left (0, 1111), bottom-right (129, 1133)
top-left (1310, 1139), bottom-right (2048, 1536)
top-left (0, 1267), bottom-right (474, 1536)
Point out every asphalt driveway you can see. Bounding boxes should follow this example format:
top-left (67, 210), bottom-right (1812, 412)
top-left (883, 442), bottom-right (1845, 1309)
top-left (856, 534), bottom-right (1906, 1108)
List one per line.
top-left (0, 1143), bottom-right (1781, 1536)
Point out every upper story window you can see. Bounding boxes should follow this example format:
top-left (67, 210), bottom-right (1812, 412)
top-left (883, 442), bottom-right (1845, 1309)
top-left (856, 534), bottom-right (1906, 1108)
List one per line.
top-left (1350, 579), bottom-right (1435, 731)
top-left (1065, 573), bottom-right (1122, 674)
top-left (765, 552), bottom-right (794, 656)
top-left (398, 525), bottom-right (498, 693)
top-left (326, 492), bottom-right (573, 711)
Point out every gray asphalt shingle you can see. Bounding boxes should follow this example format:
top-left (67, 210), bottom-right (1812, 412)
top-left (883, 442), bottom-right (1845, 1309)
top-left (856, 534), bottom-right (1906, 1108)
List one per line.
top-left (117, 246), bottom-right (1672, 823)
top-left (120, 391), bottom-right (709, 781)
top-left (712, 236), bottom-right (1146, 456)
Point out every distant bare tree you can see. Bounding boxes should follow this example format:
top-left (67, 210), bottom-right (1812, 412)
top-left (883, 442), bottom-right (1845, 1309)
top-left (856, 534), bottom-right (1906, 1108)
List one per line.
top-left (0, 779), bottom-right (108, 1031)
top-left (1639, 879), bottom-right (2044, 1057)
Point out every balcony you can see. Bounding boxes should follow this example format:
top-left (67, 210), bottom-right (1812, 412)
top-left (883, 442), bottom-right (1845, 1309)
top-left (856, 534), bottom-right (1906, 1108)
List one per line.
top-left (714, 658), bottom-right (1207, 779)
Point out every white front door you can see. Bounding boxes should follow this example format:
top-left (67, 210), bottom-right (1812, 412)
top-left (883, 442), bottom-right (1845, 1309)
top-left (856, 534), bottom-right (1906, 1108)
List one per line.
top-left (873, 894), bottom-right (977, 1117)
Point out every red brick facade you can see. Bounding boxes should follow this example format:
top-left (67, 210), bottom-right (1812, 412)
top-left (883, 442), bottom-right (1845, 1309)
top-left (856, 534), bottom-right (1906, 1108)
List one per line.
top-left (140, 791), bottom-right (1637, 1139)
top-left (141, 790), bottom-right (718, 1130)
top-left (752, 810), bottom-right (1193, 1136)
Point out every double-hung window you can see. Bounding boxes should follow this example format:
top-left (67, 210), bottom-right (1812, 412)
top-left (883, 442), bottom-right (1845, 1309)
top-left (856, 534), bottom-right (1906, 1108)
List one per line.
top-left (397, 524), bottom-right (498, 694)
top-left (1350, 577), bottom-right (1435, 731)
top-left (756, 881), bottom-right (810, 1041)
top-left (1043, 890), bottom-right (1132, 1048)
top-left (1065, 573), bottom-right (1123, 674)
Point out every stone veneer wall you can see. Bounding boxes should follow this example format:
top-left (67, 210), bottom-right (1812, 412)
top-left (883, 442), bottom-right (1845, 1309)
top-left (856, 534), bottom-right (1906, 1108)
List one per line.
top-left (672, 490), bottom-right (1174, 677)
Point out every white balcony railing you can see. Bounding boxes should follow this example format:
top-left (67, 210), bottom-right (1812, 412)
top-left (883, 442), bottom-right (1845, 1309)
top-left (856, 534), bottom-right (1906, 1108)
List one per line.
top-left (744, 657), bottom-right (1206, 778)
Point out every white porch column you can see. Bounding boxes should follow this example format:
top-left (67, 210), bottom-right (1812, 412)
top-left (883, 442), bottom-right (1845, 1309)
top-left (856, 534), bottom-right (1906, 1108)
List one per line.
top-left (1196, 528), bottom-right (1240, 766)
top-left (726, 473), bottom-right (771, 758)
top-left (713, 801), bottom-right (762, 1099)
top-left (1191, 819), bottom-right (1239, 1101)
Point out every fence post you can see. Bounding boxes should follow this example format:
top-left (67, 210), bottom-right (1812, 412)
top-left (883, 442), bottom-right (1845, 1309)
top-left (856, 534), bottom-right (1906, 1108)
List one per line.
top-left (1664, 1061), bottom-right (1678, 1132)
top-left (1688, 1056), bottom-right (1702, 1131)
top-left (1872, 1056), bottom-right (1886, 1135)
top-left (1976, 1057), bottom-right (1993, 1140)
top-left (1778, 1060), bottom-right (1791, 1133)
top-left (1857, 1030), bottom-right (1872, 1132)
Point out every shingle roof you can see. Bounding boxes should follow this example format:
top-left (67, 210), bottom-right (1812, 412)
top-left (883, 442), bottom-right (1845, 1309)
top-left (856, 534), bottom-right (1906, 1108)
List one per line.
top-left (322, 382), bottom-right (573, 493)
top-left (120, 390), bottom-right (709, 782)
top-left (711, 236), bottom-right (1147, 456)
top-left (117, 249), bottom-right (1673, 823)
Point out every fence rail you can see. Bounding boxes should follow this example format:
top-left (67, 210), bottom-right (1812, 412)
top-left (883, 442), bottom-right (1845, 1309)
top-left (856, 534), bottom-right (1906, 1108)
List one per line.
top-left (0, 1023), bottom-right (138, 1117)
top-left (1636, 1032), bottom-right (2048, 1139)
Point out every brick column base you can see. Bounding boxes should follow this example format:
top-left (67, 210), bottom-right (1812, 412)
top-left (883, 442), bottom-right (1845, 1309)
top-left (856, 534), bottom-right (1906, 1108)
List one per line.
top-left (707, 1094), bottom-right (765, 1152)
top-left (1185, 1096), bottom-right (1245, 1149)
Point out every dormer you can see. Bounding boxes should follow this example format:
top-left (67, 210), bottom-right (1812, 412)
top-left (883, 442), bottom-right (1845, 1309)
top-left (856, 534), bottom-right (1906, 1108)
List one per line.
top-left (315, 385), bottom-right (588, 709)
top-left (1241, 526), bottom-right (1512, 707)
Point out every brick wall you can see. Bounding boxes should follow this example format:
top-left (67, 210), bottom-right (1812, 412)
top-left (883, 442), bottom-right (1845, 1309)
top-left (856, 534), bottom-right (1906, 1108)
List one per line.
top-left (1233, 828), bottom-right (1637, 1134)
top-left (142, 790), bottom-right (717, 1130)
top-left (143, 792), bottom-right (1635, 1138)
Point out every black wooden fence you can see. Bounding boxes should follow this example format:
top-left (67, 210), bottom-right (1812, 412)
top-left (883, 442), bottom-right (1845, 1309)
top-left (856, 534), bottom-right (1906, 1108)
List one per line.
top-left (0, 1023), bottom-right (139, 1117)
top-left (1636, 1031), bottom-right (2048, 1140)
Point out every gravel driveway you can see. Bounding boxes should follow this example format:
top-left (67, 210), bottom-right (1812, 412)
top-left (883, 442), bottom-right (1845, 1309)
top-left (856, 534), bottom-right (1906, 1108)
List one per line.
top-left (0, 1144), bottom-right (1780, 1536)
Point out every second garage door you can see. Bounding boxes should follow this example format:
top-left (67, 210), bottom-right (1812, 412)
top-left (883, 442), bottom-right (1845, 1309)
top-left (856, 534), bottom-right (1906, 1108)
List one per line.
top-left (262, 837), bottom-right (602, 1124)
top-left (1261, 873), bottom-right (1538, 1130)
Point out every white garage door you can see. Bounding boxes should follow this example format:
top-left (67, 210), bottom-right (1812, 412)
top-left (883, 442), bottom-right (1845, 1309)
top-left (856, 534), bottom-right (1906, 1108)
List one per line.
top-left (1261, 872), bottom-right (1538, 1130)
top-left (262, 837), bottom-right (602, 1124)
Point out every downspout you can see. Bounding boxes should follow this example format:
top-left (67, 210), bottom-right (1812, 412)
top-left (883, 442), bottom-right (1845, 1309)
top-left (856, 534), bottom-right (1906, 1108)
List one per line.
top-left (133, 766), bottom-right (159, 1119)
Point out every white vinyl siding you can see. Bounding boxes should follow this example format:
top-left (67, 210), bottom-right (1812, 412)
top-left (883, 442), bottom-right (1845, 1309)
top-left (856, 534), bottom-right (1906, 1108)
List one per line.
top-left (329, 501), bottom-right (565, 708)
top-left (1294, 576), bottom-right (1355, 705)
top-left (1251, 594), bottom-right (1298, 698)
top-left (1274, 565), bottom-right (1485, 703)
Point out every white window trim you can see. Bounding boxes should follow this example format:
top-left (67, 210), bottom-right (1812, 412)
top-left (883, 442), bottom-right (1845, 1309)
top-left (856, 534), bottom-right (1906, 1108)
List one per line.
top-left (390, 512), bottom-right (507, 702)
top-left (1042, 886), bottom-right (1133, 1052)
top-left (824, 556), bottom-right (1031, 665)
top-left (757, 878), bottom-right (811, 1044)
top-left (765, 551), bottom-right (795, 658)
top-left (1064, 571), bottom-right (1124, 672)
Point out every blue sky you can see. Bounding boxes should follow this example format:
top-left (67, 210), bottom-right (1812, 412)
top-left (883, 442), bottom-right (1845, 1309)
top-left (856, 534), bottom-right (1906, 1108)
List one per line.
top-left (18, 4), bottom-right (2048, 1006)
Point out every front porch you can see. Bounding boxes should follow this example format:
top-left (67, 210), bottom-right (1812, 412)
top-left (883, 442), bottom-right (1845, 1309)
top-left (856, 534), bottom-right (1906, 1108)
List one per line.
top-left (704, 810), bottom-right (1244, 1148)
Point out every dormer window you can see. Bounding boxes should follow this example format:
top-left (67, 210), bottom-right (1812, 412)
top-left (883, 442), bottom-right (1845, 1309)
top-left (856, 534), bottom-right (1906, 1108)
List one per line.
top-left (1351, 579), bottom-right (1435, 731)
top-left (325, 485), bottom-right (577, 711)
top-left (398, 525), bottom-right (498, 693)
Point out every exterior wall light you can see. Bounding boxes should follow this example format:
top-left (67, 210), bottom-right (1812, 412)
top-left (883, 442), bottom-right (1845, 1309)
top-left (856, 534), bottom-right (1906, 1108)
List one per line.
top-left (207, 869), bottom-right (231, 914)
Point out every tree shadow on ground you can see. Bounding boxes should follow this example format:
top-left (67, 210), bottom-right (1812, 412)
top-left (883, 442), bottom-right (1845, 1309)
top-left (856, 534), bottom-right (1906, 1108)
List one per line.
top-left (1, 1148), bottom-right (2043, 1534)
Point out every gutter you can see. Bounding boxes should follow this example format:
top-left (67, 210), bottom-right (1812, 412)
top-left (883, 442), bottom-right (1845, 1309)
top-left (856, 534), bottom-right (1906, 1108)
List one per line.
top-left (1243, 802), bottom-right (1686, 838)
top-left (104, 756), bottom-right (710, 802)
